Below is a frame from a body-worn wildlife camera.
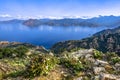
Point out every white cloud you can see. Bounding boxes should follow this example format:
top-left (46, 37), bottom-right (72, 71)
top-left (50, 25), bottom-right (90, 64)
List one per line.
top-left (0, 14), bottom-right (89, 19)
top-left (0, 14), bottom-right (109, 20)
top-left (0, 14), bottom-right (12, 18)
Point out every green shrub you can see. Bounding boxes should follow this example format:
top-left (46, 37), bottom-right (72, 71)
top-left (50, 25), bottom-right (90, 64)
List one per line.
top-left (106, 52), bottom-right (118, 61)
top-left (0, 48), bottom-right (14, 58)
top-left (63, 75), bottom-right (74, 80)
top-left (60, 58), bottom-right (84, 76)
top-left (69, 47), bottom-right (84, 52)
top-left (0, 46), bottom-right (29, 58)
top-left (5, 70), bottom-right (25, 78)
top-left (14, 46), bottom-right (29, 57)
top-left (0, 52), bottom-right (3, 59)
top-left (0, 72), bottom-right (4, 80)
top-left (111, 57), bottom-right (120, 64)
top-left (93, 50), bottom-right (103, 59)
top-left (83, 76), bottom-right (89, 80)
top-left (25, 54), bottom-right (58, 78)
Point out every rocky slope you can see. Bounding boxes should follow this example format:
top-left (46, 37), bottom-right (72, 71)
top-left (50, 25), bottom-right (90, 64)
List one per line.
top-left (51, 26), bottom-right (120, 55)
top-left (0, 41), bottom-right (120, 80)
top-left (0, 46), bottom-right (120, 80)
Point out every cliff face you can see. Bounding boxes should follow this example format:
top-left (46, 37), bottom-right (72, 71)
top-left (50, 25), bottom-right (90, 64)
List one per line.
top-left (51, 26), bottom-right (120, 55)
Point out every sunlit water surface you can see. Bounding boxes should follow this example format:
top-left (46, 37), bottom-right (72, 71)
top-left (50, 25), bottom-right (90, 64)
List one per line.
top-left (0, 23), bottom-right (109, 48)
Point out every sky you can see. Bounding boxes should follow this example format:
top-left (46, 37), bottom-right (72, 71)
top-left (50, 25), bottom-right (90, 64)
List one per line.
top-left (0, 0), bottom-right (120, 19)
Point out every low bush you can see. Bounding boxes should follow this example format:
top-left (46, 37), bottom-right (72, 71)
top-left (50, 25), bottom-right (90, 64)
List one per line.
top-left (0, 46), bottom-right (29, 58)
top-left (25, 54), bottom-right (58, 78)
top-left (106, 52), bottom-right (118, 61)
top-left (111, 57), bottom-right (120, 64)
top-left (60, 58), bottom-right (84, 76)
top-left (93, 50), bottom-right (103, 59)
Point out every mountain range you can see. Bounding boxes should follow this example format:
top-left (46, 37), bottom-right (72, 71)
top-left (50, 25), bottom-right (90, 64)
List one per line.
top-left (22, 15), bottom-right (120, 27)
top-left (1, 15), bottom-right (120, 27)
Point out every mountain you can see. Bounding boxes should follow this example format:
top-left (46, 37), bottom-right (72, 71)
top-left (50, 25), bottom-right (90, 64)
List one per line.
top-left (23, 18), bottom-right (86, 27)
top-left (23, 15), bottom-right (120, 27)
top-left (0, 19), bottom-right (24, 24)
top-left (51, 26), bottom-right (120, 55)
top-left (0, 15), bottom-right (120, 27)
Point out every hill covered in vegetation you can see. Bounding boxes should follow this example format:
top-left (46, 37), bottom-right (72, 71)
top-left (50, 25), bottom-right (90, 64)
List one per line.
top-left (0, 41), bottom-right (120, 80)
top-left (51, 26), bottom-right (120, 56)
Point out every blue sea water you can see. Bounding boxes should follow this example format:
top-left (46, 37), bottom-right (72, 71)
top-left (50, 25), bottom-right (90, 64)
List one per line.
top-left (0, 23), bottom-right (108, 48)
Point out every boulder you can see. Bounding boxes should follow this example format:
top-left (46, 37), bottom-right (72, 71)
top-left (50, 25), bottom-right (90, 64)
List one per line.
top-left (93, 67), bottom-right (105, 74)
top-left (70, 49), bottom-right (94, 59)
top-left (94, 59), bottom-right (109, 66)
top-left (75, 77), bottom-right (82, 80)
top-left (99, 73), bottom-right (120, 80)
top-left (115, 63), bottom-right (120, 71)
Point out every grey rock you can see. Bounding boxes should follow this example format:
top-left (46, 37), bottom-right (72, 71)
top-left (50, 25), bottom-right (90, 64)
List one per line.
top-left (99, 73), bottom-right (120, 80)
top-left (93, 67), bottom-right (105, 74)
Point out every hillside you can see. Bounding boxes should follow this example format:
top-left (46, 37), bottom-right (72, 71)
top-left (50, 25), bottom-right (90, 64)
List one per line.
top-left (0, 43), bottom-right (120, 80)
top-left (51, 26), bottom-right (120, 55)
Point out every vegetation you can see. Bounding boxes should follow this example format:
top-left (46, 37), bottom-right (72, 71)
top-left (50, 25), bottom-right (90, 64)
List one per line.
top-left (0, 46), bottom-right (29, 58)
top-left (51, 26), bottom-right (120, 55)
top-left (111, 57), bottom-right (120, 64)
top-left (25, 54), bottom-right (58, 78)
top-left (0, 43), bottom-right (120, 80)
top-left (60, 57), bottom-right (84, 76)
top-left (93, 49), bottom-right (103, 59)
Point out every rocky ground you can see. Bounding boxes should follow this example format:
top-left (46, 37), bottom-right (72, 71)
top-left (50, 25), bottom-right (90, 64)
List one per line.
top-left (0, 42), bottom-right (120, 80)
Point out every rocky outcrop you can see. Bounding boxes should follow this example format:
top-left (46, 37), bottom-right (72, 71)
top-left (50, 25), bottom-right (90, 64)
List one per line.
top-left (23, 19), bottom-right (41, 27)
top-left (93, 67), bottom-right (105, 74)
top-left (0, 41), bottom-right (35, 48)
top-left (94, 60), bottom-right (109, 66)
top-left (99, 73), bottom-right (120, 80)
top-left (68, 49), bottom-right (94, 59)
top-left (57, 48), bottom-right (120, 80)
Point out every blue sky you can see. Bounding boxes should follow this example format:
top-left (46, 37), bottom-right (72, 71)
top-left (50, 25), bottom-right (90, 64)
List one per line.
top-left (0, 0), bottom-right (120, 19)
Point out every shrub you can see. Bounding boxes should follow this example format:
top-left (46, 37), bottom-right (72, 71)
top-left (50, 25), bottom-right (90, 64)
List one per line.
top-left (0, 46), bottom-right (29, 58)
top-left (0, 52), bottom-right (3, 59)
top-left (5, 70), bottom-right (25, 78)
top-left (106, 52), bottom-right (118, 61)
top-left (93, 50), bottom-right (103, 59)
top-left (14, 46), bottom-right (29, 57)
top-left (111, 57), bottom-right (120, 64)
top-left (0, 48), bottom-right (14, 58)
top-left (60, 58), bottom-right (84, 76)
top-left (0, 72), bottom-right (4, 80)
top-left (25, 54), bottom-right (58, 78)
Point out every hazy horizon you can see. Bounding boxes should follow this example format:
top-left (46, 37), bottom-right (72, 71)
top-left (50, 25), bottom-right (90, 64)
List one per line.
top-left (0, 0), bottom-right (120, 20)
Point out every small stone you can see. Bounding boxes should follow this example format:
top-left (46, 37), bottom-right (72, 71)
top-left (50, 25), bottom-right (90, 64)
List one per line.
top-left (93, 67), bottom-right (105, 74)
